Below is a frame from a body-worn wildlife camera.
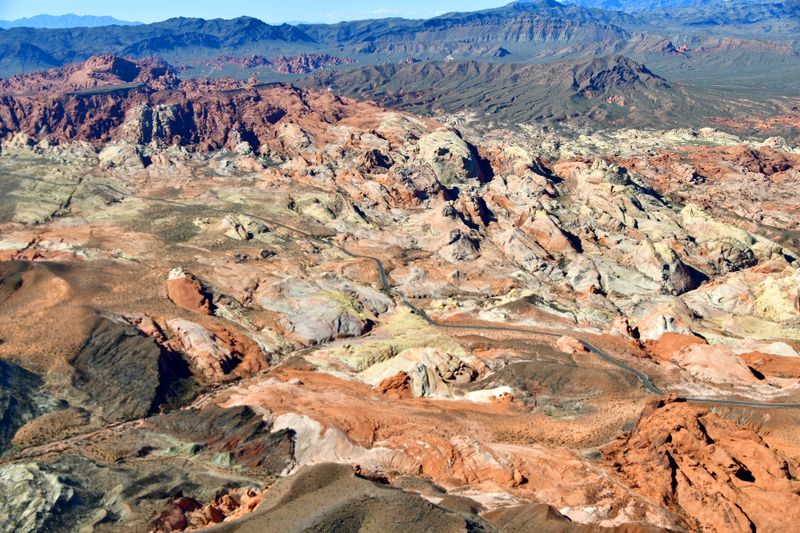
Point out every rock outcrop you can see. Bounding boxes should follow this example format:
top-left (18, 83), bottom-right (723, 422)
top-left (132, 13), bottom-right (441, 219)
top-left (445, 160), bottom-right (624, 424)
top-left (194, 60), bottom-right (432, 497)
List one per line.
top-left (417, 130), bottom-right (482, 186)
top-left (165, 320), bottom-right (265, 380)
top-left (604, 396), bottom-right (800, 532)
top-left (360, 347), bottom-right (478, 397)
top-left (167, 268), bottom-right (212, 315)
top-left (270, 53), bottom-right (356, 74)
top-left (0, 463), bottom-right (75, 533)
top-left (148, 487), bottom-right (266, 532)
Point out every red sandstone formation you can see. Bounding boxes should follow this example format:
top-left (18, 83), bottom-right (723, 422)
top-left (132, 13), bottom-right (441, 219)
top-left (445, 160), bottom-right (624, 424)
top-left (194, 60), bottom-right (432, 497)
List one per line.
top-left (375, 371), bottom-right (413, 399)
top-left (148, 487), bottom-right (267, 532)
top-left (0, 55), bottom-right (177, 95)
top-left (166, 270), bottom-right (211, 315)
top-left (0, 55), bottom-right (377, 151)
top-left (604, 396), bottom-right (800, 532)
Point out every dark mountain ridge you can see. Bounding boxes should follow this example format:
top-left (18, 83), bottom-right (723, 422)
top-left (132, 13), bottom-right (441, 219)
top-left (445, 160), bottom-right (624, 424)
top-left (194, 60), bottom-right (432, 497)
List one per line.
top-left (569, 0), bottom-right (800, 28)
top-left (306, 55), bottom-right (717, 128)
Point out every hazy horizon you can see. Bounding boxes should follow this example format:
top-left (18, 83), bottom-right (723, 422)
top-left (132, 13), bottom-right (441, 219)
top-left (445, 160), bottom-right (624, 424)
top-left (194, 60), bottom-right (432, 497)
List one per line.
top-left (0, 0), bottom-right (512, 24)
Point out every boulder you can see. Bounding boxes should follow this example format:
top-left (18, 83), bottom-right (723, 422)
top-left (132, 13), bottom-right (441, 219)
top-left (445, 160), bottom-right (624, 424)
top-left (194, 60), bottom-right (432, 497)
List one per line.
top-left (166, 268), bottom-right (212, 315)
top-left (98, 143), bottom-right (144, 169)
top-left (556, 335), bottom-right (588, 355)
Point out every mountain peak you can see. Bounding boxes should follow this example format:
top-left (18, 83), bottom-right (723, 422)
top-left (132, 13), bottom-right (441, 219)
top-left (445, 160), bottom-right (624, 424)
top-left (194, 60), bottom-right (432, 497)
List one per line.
top-left (567, 54), bottom-right (669, 95)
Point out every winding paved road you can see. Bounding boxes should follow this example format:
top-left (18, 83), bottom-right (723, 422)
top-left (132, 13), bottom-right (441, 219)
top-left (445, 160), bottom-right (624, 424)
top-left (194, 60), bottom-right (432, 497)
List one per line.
top-left (39, 180), bottom-right (800, 410)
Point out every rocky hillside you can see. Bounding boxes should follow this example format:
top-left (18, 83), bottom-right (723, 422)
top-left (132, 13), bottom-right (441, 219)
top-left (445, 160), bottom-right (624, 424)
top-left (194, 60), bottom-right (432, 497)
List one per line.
top-left (0, 53), bottom-right (790, 147)
top-left (604, 395), bottom-right (800, 531)
top-left (0, 56), bottom-right (378, 151)
top-left (0, 54), bottom-right (176, 93)
top-left (308, 55), bottom-right (765, 128)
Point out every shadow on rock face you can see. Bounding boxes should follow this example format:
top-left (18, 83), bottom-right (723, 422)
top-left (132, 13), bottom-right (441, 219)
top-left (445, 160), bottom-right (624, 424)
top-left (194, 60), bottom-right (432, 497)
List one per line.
top-left (484, 503), bottom-right (664, 532)
top-left (146, 405), bottom-right (295, 473)
top-left (203, 463), bottom-right (487, 533)
top-left (0, 360), bottom-right (43, 454)
top-left (72, 318), bottom-right (194, 422)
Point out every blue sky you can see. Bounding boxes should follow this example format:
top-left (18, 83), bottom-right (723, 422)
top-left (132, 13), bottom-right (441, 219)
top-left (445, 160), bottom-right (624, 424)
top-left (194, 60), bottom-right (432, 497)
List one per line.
top-left (0, 1), bottom-right (511, 23)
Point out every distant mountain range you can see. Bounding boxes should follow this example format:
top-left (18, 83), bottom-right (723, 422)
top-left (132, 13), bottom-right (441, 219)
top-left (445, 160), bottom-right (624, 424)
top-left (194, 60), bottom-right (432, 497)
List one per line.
top-left (0, 14), bottom-right (141, 29)
top-left (564, 0), bottom-right (714, 11)
top-left (566, 0), bottom-right (800, 15)
top-left (566, 0), bottom-right (800, 27)
top-left (638, 0), bottom-right (800, 26)
top-left (0, 1), bottom-right (797, 99)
